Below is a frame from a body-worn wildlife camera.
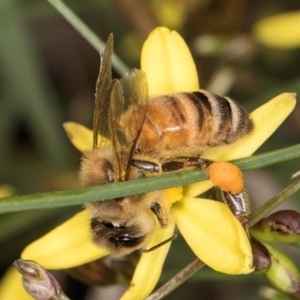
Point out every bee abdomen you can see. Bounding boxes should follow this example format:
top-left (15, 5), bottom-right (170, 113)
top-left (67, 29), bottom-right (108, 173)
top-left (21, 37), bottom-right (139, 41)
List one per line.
top-left (137, 90), bottom-right (253, 155)
top-left (190, 90), bottom-right (253, 145)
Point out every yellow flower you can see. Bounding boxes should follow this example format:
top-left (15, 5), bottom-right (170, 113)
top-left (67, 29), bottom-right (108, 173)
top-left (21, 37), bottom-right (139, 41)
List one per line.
top-left (21, 27), bottom-right (296, 300)
top-left (253, 11), bottom-right (300, 49)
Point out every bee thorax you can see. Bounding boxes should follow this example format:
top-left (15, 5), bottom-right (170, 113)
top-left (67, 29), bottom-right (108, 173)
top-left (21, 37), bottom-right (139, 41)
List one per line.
top-left (79, 149), bottom-right (115, 187)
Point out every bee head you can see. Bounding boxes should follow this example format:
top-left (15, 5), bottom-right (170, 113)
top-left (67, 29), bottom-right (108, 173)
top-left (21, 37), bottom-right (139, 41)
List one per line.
top-left (90, 218), bottom-right (148, 255)
top-left (85, 198), bottom-right (155, 255)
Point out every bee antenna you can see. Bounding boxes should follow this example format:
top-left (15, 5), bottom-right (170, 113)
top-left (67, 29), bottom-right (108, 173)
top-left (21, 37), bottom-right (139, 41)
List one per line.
top-left (138, 234), bottom-right (177, 253)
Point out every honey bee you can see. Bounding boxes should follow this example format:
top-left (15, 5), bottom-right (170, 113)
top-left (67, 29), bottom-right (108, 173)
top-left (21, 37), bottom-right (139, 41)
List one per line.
top-left (79, 34), bottom-right (253, 255)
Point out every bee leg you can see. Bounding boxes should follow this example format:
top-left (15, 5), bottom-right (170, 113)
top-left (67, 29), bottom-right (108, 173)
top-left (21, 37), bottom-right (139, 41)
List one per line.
top-left (161, 157), bottom-right (251, 237)
top-left (139, 234), bottom-right (177, 253)
top-left (131, 159), bottom-right (160, 173)
top-left (132, 157), bottom-right (213, 174)
top-left (161, 157), bottom-right (213, 172)
top-left (221, 190), bottom-right (250, 238)
top-left (132, 157), bottom-right (250, 235)
top-left (150, 202), bottom-right (168, 228)
top-left (140, 202), bottom-right (177, 253)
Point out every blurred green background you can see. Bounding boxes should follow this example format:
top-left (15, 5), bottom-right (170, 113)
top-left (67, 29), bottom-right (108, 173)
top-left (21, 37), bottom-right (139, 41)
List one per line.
top-left (0, 0), bottom-right (300, 299)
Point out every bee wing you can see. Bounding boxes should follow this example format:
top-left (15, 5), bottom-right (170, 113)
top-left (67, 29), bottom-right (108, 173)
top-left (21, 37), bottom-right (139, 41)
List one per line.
top-left (109, 69), bottom-right (148, 181)
top-left (93, 34), bottom-right (114, 149)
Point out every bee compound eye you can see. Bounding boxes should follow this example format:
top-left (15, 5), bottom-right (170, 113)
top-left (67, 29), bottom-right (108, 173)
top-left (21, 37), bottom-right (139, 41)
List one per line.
top-left (109, 234), bottom-right (146, 248)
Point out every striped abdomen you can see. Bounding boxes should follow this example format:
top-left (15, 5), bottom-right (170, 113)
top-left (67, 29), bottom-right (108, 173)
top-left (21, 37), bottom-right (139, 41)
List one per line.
top-left (136, 90), bottom-right (253, 156)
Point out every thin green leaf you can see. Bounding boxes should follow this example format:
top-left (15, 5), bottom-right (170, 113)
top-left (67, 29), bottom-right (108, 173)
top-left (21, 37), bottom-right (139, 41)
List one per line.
top-left (231, 143), bottom-right (300, 171)
top-left (0, 144), bottom-right (300, 214)
top-left (0, 169), bottom-right (205, 213)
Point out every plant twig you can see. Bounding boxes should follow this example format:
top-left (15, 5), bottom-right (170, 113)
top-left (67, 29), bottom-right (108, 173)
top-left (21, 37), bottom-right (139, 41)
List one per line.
top-left (146, 259), bottom-right (205, 300)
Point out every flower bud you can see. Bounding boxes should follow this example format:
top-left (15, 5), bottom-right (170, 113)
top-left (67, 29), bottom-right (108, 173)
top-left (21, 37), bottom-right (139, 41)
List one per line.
top-left (251, 210), bottom-right (300, 243)
top-left (251, 240), bottom-right (271, 274)
top-left (14, 259), bottom-right (69, 300)
top-left (263, 243), bottom-right (300, 295)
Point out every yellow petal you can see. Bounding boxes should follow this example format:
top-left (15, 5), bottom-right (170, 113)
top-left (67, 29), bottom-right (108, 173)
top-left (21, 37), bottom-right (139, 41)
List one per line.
top-left (121, 218), bottom-right (175, 300)
top-left (63, 122), bottom-right (93, 152)
top-left (253, 11), bottom-right (300, 49)
top-left (204, 93), bottom-right (296, 161)
top-left (0, 267), bottom-right (32, 300)
top-left (141, 27), bottom-right (199, 95)
top-left (173, 197), bottom-right (253, 274)
top-left (184, 180), bottom-right (213, 198)
top-left (63, 122), bottom-right (109, 153)
top-left (21, 210), bottom-right (109, 269)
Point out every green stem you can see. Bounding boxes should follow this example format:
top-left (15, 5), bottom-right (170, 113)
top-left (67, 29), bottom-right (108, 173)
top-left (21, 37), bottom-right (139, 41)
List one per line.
top-left (145, 259), bottom-right (205, 300)
top-left (1, 144), bottom-right (300, 214)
